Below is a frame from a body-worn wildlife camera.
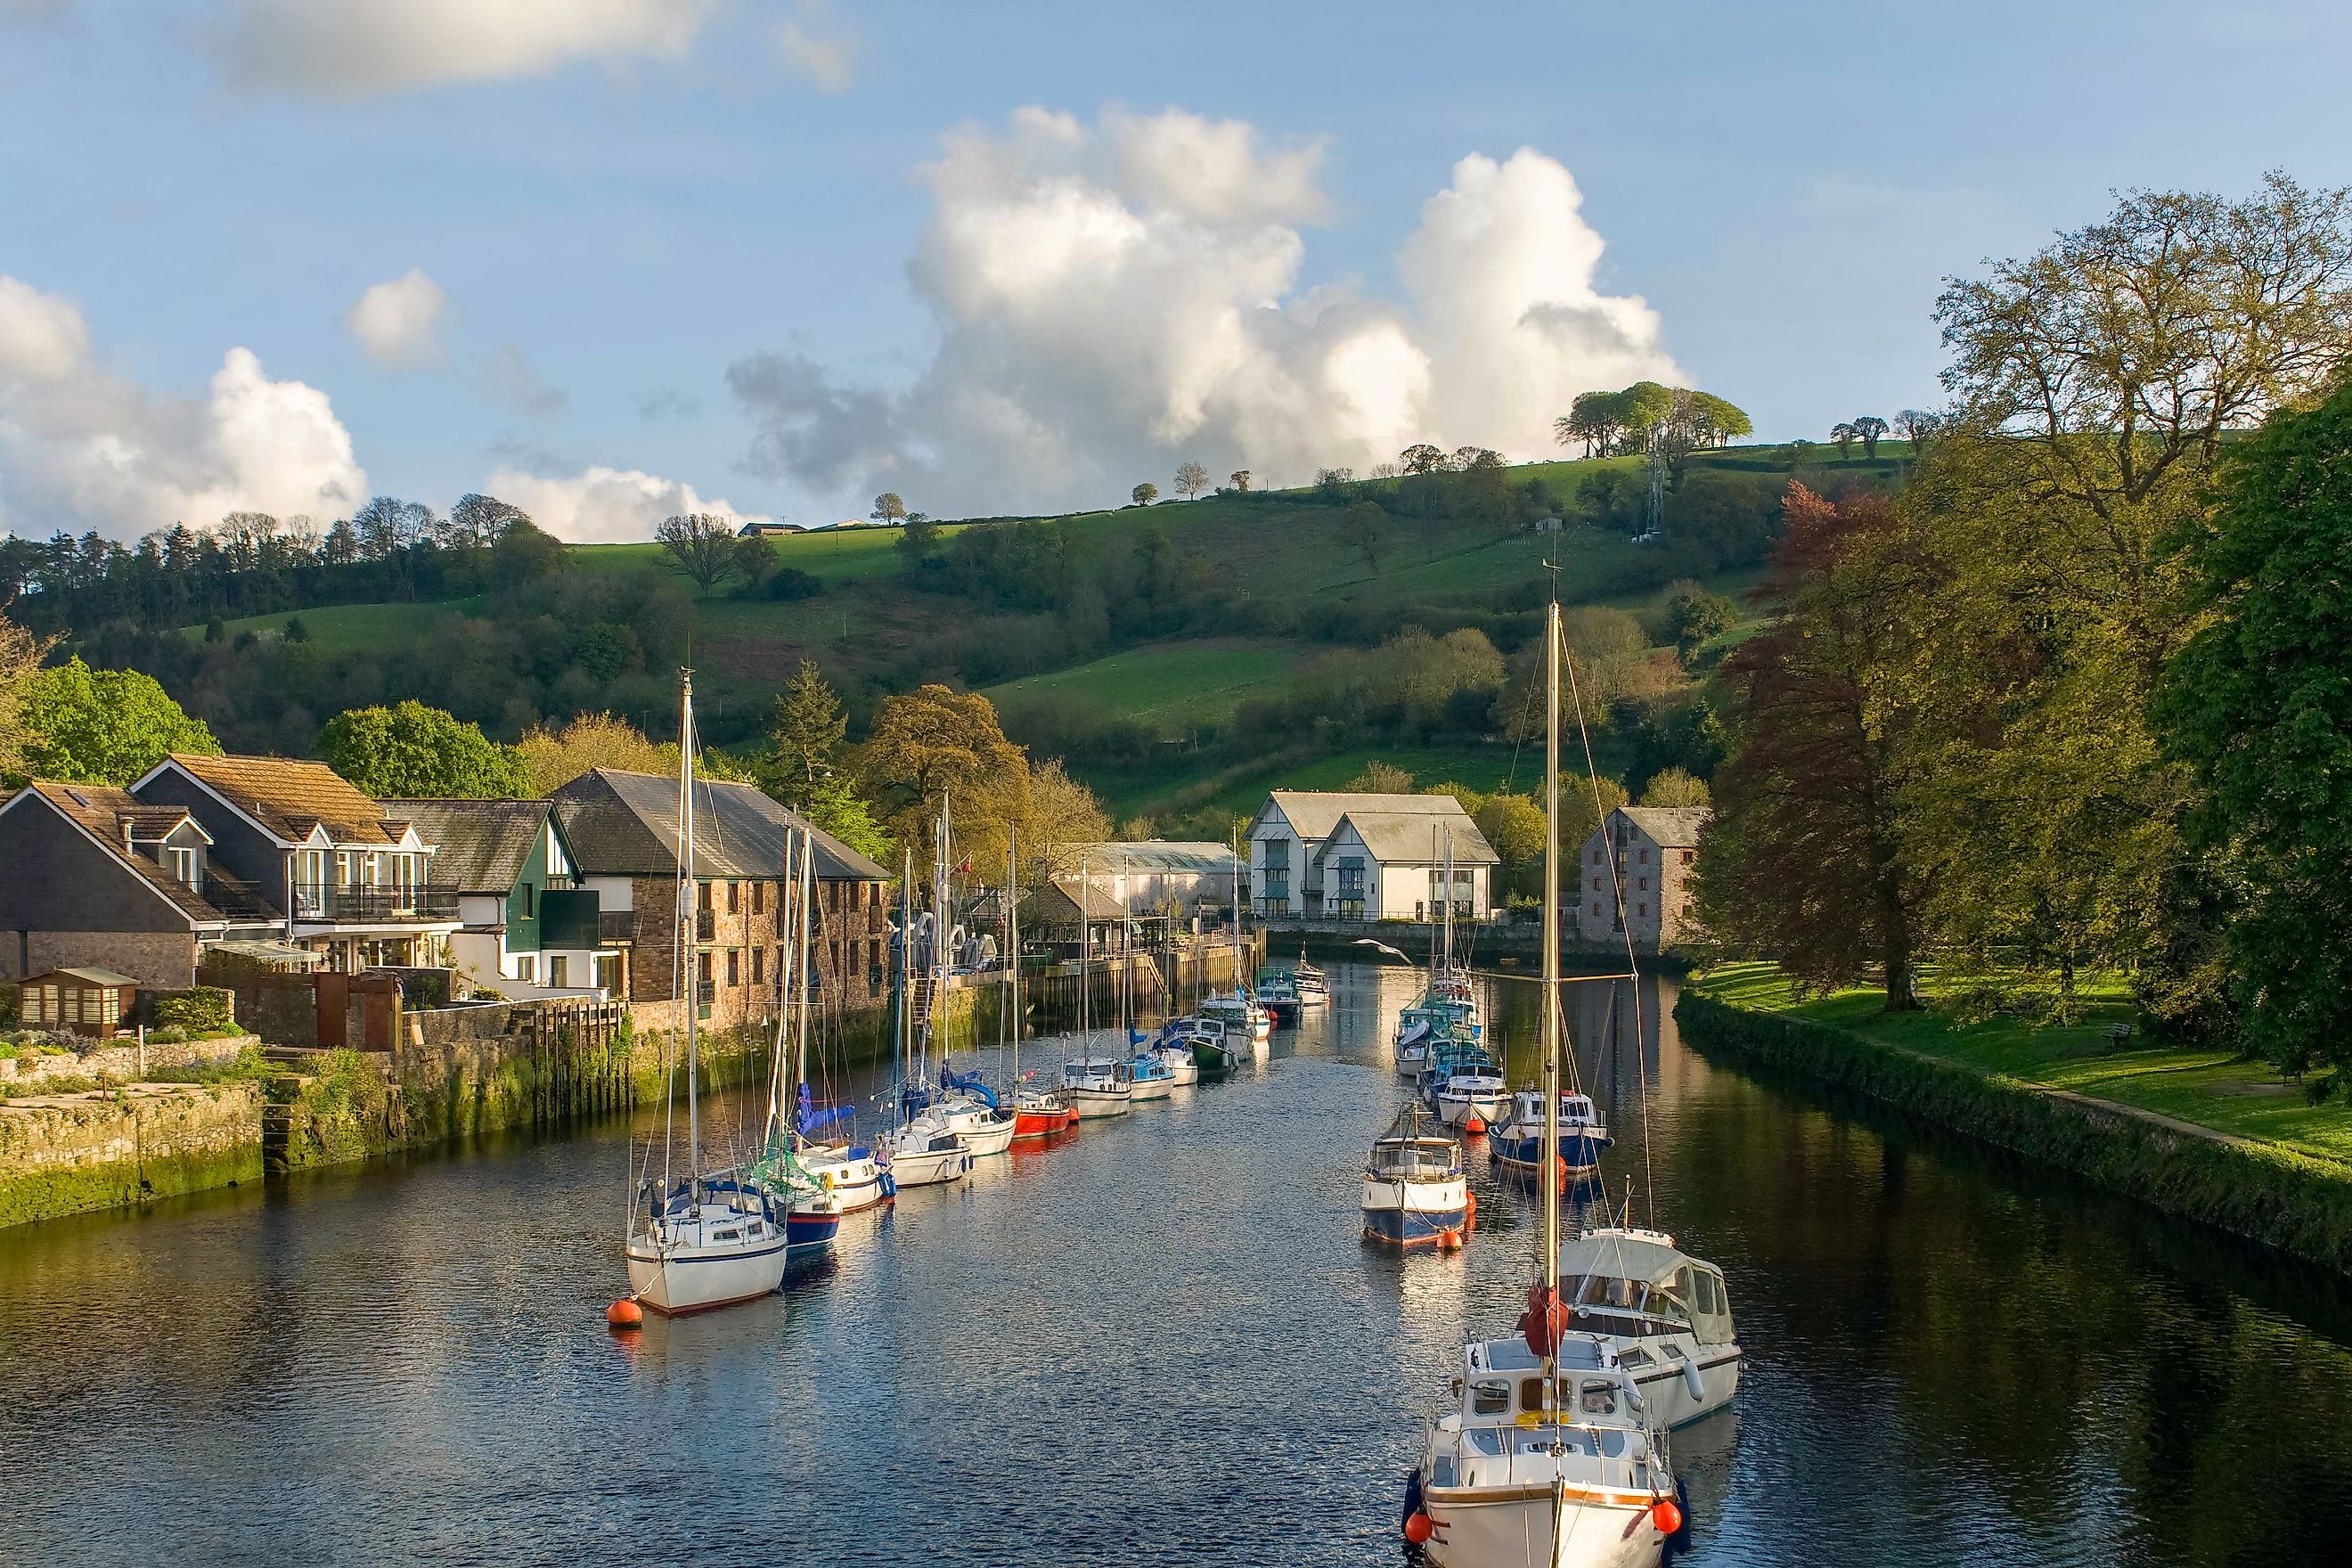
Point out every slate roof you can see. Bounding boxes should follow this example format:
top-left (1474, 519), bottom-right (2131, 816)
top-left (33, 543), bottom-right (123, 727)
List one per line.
top-left (1060, 840), bottom-right (1237, 877)
top-left (377, 799), bottom-right (554, 894)
top-left (1325, 810), bottom-right (1500, 867)
top-left (1032, 878), bottom-right (1133, 923)
top-left (11, 782), bottom-right (231, 923)
top-left (550, 768), bottom-right (890, 883)
top-left (1616, 806), bottom-right (1711, 850)
top-left (158, 753), bottom-right (411, 845)
top-left (1256, 790), bottom-right (1474, 843)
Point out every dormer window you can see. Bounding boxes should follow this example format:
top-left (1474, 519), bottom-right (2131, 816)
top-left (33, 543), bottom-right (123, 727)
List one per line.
top-left (167, 846), bottom-right (200, 889)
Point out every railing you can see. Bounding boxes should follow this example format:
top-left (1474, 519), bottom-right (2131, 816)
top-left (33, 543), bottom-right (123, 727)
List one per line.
top-left (198, 864), bottom-right (279, 920)
top-left (597, 910), bottom-right (636, 944)
top-left (290, 881), bottom-right (461, 921)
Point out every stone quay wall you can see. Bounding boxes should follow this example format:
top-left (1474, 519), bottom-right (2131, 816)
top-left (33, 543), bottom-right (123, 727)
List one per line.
top-left (0, 1082), bottom-right (265, 1228)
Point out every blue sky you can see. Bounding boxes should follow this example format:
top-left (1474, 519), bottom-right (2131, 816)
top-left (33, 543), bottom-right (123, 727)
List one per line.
top-left (2, 0), bottom-right (2346, 540)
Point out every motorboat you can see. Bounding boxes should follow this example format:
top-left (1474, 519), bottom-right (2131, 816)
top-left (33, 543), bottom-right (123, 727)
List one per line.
top-left (880, 1109), bottom-right (970, 1188)
top-left (1422, 1041), bottom-right (1509, 1132)
top-left (1293, 954), bottom-right (1329, 1007)
top-left (1012, 1076), bottom-right (1080, 1138)
top-left (1410, 1333), bottom-right (1681, 1566)
top-left (1061, 1057), bottom-right (1134, 1118)
top-left (1178, 1017), bottom-right (1247, 1078)
top-left (1361, 1107), bottom-right (1472, 1250)
top-left (795, 1139), bottom-right (892, 1213)
top-left (1253, 967), bottom-right (1303, 1024)
top-left (1200, 989), bottom-right (1270, 1051)
top-left (1490, 1091), bottom-right (1613, 1179)
top-left (1126, 1045), bottom-right (1177, 1101)
top-left (1553, 1227), bottom-right (1741, 1429)
top-left (1135, 1022), bottom-right (1200, 1087)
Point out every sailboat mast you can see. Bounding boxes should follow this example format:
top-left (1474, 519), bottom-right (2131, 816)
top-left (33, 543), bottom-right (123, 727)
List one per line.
top-left (794, 827), bottom-right (814, 1101)
top-left (1078, 853), bottom-right (1090, 1041)
top-left (1008, 830), bottom-right (1021, 1092)
top-left (931, 792), bottom-right (951, 1077)
top-left (897, 847), bottom-right (913, 1126)
top-left (681, 670), bottom-right (700, 1188)
top-left (1541, 598), bottom-right (1563, 1394)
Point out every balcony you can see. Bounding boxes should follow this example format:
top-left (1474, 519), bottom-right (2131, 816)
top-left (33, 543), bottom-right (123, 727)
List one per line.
top-left (597, 910), bottom-right (637, 945)
top-left (291, 881), bottom-right (460, 923)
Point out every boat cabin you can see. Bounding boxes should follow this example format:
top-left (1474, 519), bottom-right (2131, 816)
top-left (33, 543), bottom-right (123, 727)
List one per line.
top-left (1368, 1135), bottom-right (1462, 1182)
top-left (1556, 1229), bottom-right (1735, 1345)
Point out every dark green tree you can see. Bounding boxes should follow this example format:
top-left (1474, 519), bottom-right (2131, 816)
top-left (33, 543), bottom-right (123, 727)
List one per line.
top-left (316, 701), bottom-right (532, 797)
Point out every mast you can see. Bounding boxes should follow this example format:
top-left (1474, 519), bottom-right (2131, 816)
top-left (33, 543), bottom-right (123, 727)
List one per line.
top-left (765, 827), bottom-right (797, 1156)
top-left (794, 826), bottom-right (814, 1115)
top-left (1078, 853), bottom-right (1090, 1044)
top-left (1230, 825), bottom-right (1245, 992)
top-left (680, 668), bottom-right (700, 1192)
top-left (1007, 830), bottom-right (1021, 1096)
top-left (931, 792), bottom-right (951, 1082)
top-left (896, 846), bottom-right (913, 1129)
top-left (1541, 595), bottom-right (1564, 1434)
top-left (1442, 825), bottom-right (1456, 972)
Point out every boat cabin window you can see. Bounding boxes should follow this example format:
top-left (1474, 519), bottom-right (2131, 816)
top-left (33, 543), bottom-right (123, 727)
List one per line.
top-left (1693, 1269), bottom-right (1721, 1315)
top-left (1518, 1377), bottom-right (1548, 1414)
top-left (1579, 1380), bottom-right (1619, 1417)
top-left (1469, 1379), bottom-right (1510, 1417)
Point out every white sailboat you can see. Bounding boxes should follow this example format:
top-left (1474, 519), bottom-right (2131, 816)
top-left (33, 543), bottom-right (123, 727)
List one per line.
top-left (623, 669), bottom-right (792, 1316)
top-left (880, 845), bottom-right (969, 1189)
top-left (1407, 600), bottom-right (1682, 1565)
top-left (923, 796), bottom-right (1017, 1157)
top-left (1006, 833), bottom-right (1079, 1139)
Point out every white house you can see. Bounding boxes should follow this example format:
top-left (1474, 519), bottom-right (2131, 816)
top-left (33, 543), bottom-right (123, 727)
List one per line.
top-left (1245, 791), bottom-right (1499, 922)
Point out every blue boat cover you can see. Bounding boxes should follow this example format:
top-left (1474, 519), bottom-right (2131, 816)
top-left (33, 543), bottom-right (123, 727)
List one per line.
top-left (796, 1082), bottom-right (853, 1135)
top-left (941, 1067), bottom-right (1000, 1111)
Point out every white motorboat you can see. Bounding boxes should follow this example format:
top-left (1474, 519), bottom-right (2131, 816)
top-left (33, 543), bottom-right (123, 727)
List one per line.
top-left (796, 1141), bottom-right (890, 1211)
top-left (1061, 1056), bottom-right (1133, 1118)
top-left (882, 1112), bottom-right (970, 1188)
top-left (1126, 1045), bottom-right (1176, 1100)
top-left (1432, 1066), bottom-right (1511, 1131)
top-left (1412, 1335), bottom-right (1680, 1567)
top-left (1361, 1105), bottom-right (1472, 1250)
top-left (1199, 990), bottom-right (1270, 1052)
top-left (1293, 954), bottom-right (1329, 1007)
top-left (1490, 1091), bottom-right (1613, 1179)
top-left (620, 670), bottom-right (789, 1316)
top-left (1553, 1227), bottom-right (1741, 1429)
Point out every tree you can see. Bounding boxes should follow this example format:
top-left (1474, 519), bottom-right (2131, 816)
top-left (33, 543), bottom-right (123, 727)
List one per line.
top-left (1347, 760), bottom-right (1416, 793)
top-left (1850, 415), bottom-right (1888, 459)
top-left (853, 684), bottom-right (1028, 860)
top-left (2, 613), bottom-right (61, 782)
top-left (1663, 581), bottom-right (1736, 659)
top-left (1131, 482), bottom-right (1158, 507)
top-left (1473, 792), bottom-right (1547, 899)
top-left (492, 515), bottom-right (567, 586)
top-left (1638, 767), bottom-right (1711, 807)
top-left (1695, 484), bottom-right (1933, 1009)
top-left (1337, 501), bottom-right (1389, 572)
top-left (450, 492), bottom-right (529, 546)
top-left (1828, 421), bottom-right (1858, 461)
top-left (1893, 409), bottom-right (1940, 461)
top-left (316, 700), bottom-right (532, 798)
top-left (1556, 390), bottom-right (1628, 458)
top-left (12, 657), bottom-right (219, 786)
top-left (1228, 470), bottom-right (1253, 493)
top-left (1172, 461), bottom-right (1210, 501)
top-left (802, 772), bottom-right (894, 863)
top-left (733, 534), bottom-right (779, 592)
top-left (2158, 376), bottom-right (2352, 1073)
top-left (1686, 393), bottom-right (1752, 448)
top-left (283, 616), bottom-right (310, 643)
top-left (655, 513), bottom-right (739, 592)
top-left (1400, 443), bottom-right (1450, 475)
top-left (515, 712), bottom-right (678, 796)
top-left (1314, 468), bottom-right (1355, 501)
top-left (871, 493), bottom-right (908, 526)
top-left (765, 659), bottom-right (847, 808)
top-left (896, 511), bottom-right (941, 568)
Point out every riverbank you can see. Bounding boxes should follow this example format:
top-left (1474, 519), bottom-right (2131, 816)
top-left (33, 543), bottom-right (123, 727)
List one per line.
top-left (1678, 963), bottom-right (2352, 1273)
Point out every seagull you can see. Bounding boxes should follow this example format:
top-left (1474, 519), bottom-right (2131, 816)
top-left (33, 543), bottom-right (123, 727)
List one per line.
top-left (1352, 939), bottom-right (1412, 964)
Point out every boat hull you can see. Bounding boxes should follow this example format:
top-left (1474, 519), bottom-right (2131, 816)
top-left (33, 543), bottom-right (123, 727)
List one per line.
top-left (1492, 1131), bottom-right (1613, 1173)
top-left (948, 1115), bottom-right (1017, 1158)
top-left (1422, 1485), bottom-right (1663, 1568)
top-left (1434, 1090), bottom-right (1511, 1130)
top-left (782, 1211), bottom-right (841, 1265)
top-left (888, 1147), bottom-right (968, 1187)
top-left (1191, 1042), bottom-right (1244, 1076)
top-left (625, 1237), bottom-right (791, 1315)
top-left (796, 1148), bottom-right (891, 1213)
top-left (1128, 1074), bottom-right (1174, 1101)
top-left (1012, 1106), bottom-right (1076, 1139)
top-left (1360, 1176), bottom-right (1472, 1249)
top-left (1066, 1086), bottom-right (1132, 1118)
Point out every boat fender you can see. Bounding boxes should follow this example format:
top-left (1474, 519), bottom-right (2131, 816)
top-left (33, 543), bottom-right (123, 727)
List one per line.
top-left (820, 1171), bottom-right (836, 1192)
top-left (1464, 1192), bottom-right (1477, 1230)
top-left (1681, 1353), bottom-right (1706, 1403)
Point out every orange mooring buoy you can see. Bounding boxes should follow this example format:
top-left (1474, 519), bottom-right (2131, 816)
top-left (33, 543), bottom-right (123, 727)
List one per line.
top-left (1404, 1512), bottom-right (1434, 1545)
top-left (1465, 1115), bottom-right (1486, 1135)
top-left (607, 1296), bottom-right (643, 1329)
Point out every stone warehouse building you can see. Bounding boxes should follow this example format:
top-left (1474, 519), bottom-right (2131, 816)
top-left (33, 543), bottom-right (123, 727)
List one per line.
top-left (550, 769), bottom-right (891, 1032)
top-left (1574, 806), bottom-right (1709, 952)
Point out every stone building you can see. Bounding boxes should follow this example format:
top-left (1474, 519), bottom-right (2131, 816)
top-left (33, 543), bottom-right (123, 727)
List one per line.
top-left (550, 768), bottom-right (891, 1032)
top-left (1573, 806), bottom-right (1709, 952)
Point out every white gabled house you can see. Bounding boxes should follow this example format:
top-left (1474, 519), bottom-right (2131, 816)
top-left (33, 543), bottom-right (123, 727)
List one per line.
top-left (1245, 790), bottom-right (1499, 922)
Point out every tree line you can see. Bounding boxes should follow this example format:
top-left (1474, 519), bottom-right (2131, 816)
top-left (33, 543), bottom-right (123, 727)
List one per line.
top-left (1696, 173), bottom-right (2352, 1080)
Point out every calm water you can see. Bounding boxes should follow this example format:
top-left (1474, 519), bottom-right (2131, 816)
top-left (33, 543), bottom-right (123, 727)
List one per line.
top-left (5, 964), bottom-right (2352, 1566)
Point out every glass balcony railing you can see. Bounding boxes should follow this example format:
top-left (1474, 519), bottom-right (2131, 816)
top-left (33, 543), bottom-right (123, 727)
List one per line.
top-left (290, 882), bottom-right (461, 922)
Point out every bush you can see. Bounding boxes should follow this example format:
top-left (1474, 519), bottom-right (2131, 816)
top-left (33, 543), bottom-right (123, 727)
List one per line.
top-left (151, 985), bottom-right (235, 1033)
top-left (764, 567), bottom-right (824, 600)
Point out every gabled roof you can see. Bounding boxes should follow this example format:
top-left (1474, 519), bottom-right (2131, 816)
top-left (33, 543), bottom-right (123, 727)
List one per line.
top-left (550, 768), bottom-right (890, 883)
top-left (1037, 877), bottom-right (1132, 921)
top-left (39, 966), bottom-right (142, 987)
top-left (377, 799), bottom-right (559, 895)
top-left (7, 782), bottom-right (232, 924)
top-left (1616, 806), bottom-right (1711, 850)
top-left (1323, 810), bottom-right (1500, 867)
top-left (143, 753), bottom-right (410, 846)
top-left (1255, 790), bottom-right (1474, 843)
top-left (1061, 840), bottom-right (1238, 877)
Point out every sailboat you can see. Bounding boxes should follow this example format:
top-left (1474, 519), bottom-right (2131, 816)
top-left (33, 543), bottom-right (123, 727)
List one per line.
top-left (919, 796), bottom-right (1017, 1157)
top-left (1113, 871), bottom-right (1176, 1102)
top-left (1004, 833), bottom-right (1079, 1139)
top-left (1406, 600), bottom-right (1681, 1565)
top-left (879, 847), bottom-right (970, 1188)
top-left (777, 824), bottom-right (890, 1221)
top-left (622, 670), bottom-right (793, 1316)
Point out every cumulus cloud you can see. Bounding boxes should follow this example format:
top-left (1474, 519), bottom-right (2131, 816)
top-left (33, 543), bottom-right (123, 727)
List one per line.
top-left (774, 0), bottom-right (854, 92)
top-left (214, 0), bottom-right (715, 98)
top-left (346, 268), bottom-right (449, 370)
top-left (729, 106), bottom-right (1676, 516)
top-left (482, 465), bottom-right (766, 543)
top-left (0, 275), bottom-right (368, 537)
top-left (478, 343), bottom-right (568, 418)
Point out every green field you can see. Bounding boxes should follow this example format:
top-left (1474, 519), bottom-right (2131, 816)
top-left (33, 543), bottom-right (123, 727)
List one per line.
top-left (982, 641), bottom-right (1299, 729)
top-left (176, 599), bottom-right (475, 651)
top-left (1692, 962), bottom-right (2352, 1165)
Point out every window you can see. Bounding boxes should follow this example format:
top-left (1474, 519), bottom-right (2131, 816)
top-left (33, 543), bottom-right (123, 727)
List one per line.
top-left (545, 826), bottom-right (569, 878)
top-left (1638, 848), bottom-right (1649, 864)
top-left (521, 883), bottom-right (535, 918)
top-left (1470, 1380), bottom-right (1509, 1417)
top-left (698, 882), bottom-right (714, 912)
top-left (752, 947), bottom-right (765, 985)
top-left (1591, 902), bottom-right (1602, 917)
top-left (753, 881), bottom-right (765, 916)
top-left (1637, 877), bottom-right (1647, 892)
top-left (1590, 877), bottom-right (1600, 891)
top-left (167, 846), bottom-right (199, 888)
top-left (549, 955), bottom-right (569, 987)
top-left (1681, 849), bottom-right (1695, 865)
top-left (1519, 1377), bottom-right (1547, 1414)
top-left (515, 954), bottom-right (536, 984)
top-left (1579, 1380), bottom-right (1619, 1417)
top-left (698, 950), bottom-right (714, 985)
top-left (727, 949), bottom-right (741, 987)
top-left (1637, 903), bottom-right (1647, 918)
top-left (726, 881), bottom-right (740, 915)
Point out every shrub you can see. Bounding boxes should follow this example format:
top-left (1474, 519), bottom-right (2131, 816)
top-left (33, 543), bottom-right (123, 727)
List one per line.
top-left (151, 985), bottom-right (235, 1033)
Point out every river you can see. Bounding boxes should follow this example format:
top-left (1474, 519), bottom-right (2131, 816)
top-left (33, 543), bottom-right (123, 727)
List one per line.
top-left (4, 964), bottom-right (2351, 1566)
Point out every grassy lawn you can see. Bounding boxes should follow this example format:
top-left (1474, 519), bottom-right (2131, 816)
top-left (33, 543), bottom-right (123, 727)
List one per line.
top-left (1692, 962), bottom-right (2352, 1165)
top-left (176, 599), bottom-right (475, 651)
top-left (570, 525), bottom-right (948, 588)
top-left (982, 641), bottom-right (1300, 730)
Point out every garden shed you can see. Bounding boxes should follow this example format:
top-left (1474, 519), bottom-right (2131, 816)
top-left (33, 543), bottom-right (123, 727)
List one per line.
top-left (16, 966), bottom-right (142, 1038)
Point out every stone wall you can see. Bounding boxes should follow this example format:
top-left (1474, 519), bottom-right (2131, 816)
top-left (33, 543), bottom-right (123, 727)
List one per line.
top-left (0, 1082), bottom-right (265, 1227)
top-left (0, 1034), bottom-right (256, 1089)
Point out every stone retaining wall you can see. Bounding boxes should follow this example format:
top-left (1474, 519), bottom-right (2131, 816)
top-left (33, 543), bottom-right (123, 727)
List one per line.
top-left (0, 1082), bottom-right (265, 1228)
top-left (0, 1034), bottom-right (257, 1090)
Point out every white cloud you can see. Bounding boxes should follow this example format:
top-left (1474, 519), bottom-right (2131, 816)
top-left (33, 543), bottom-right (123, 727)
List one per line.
top-left (0, 275), bottom-right (368, 537)
top-left (345, 268), bottom-right (449, 371)
top-left (774, 0), bottom-right (854, 93)
top-left (729, 107), bottom-right (1676, 516)
top-left (478, 343), bottom-right (568, 418)
top-left (483, 465), bottom-right (765, 543)
top-left (215, 0), bottom-right (716, 98)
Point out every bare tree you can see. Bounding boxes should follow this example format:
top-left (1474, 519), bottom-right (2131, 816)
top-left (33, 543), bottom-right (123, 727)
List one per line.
top-left (1828, 421), bottom-right (1858, 460)
top-left (656, 513), bottom-right (741, 592)
top-left (1893, 409), bottom-right (1940, 460)
top-left (1172, 461), bottom-right (1211, 501)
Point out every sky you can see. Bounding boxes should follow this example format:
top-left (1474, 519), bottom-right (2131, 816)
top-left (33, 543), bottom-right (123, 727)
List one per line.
top-left (1, 0), bottom-right (2347, 543)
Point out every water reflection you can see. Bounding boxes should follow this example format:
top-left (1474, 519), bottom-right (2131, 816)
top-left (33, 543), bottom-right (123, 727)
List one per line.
top-left (0, 964), bottom-right (2348, 1565)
